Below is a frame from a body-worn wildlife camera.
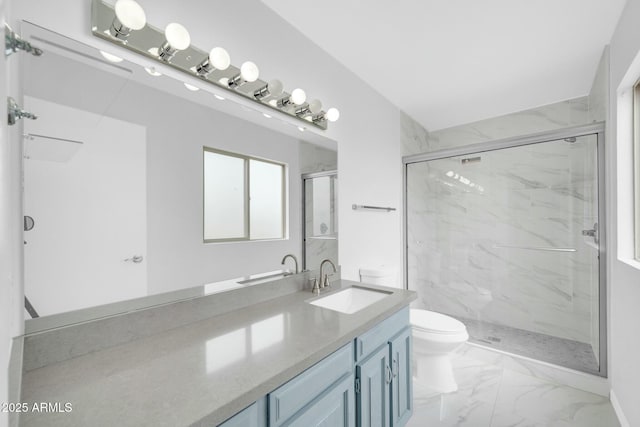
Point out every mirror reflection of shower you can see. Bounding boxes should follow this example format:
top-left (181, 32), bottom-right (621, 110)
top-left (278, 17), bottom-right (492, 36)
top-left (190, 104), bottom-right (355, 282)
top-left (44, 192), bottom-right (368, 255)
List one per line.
top-left (302, 171), bottom-right (338, 270)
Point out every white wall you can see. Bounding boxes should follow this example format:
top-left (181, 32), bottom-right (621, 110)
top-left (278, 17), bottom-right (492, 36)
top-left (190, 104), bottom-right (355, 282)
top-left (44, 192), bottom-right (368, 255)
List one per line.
top-left (607, 0), bottom-right (640, 424)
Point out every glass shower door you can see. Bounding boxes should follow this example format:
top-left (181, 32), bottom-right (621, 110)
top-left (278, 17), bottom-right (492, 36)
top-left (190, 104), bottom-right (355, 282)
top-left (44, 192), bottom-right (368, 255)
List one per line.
top-left (405, 133), bottom-right (603, 375)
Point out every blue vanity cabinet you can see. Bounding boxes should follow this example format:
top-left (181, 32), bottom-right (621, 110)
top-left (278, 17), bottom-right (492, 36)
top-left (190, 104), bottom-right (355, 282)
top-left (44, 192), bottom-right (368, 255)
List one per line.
top-left (356, 343), bottom-right (391, 427)
top-left (219, 307), bottom-right (412, 427)
top-left (355, 308), bottom-right (412, 427)
top-left (279, 374), bottom-right (355, 427)
top-left (269, 343), bottom-right (354, 427)
top-left (390, 328), bottom-right (412, 427)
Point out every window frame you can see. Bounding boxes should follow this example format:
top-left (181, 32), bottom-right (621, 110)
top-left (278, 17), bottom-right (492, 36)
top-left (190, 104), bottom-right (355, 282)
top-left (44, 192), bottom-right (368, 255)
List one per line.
top-left (634, 81), bottom-right (640, 260)
top-left (203, 146), bottom-right (287, 243)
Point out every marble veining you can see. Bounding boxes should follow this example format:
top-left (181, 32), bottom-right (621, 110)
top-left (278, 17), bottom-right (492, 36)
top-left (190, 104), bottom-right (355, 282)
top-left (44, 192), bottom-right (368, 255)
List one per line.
top-left (407, 344), bottom-right (619, 427)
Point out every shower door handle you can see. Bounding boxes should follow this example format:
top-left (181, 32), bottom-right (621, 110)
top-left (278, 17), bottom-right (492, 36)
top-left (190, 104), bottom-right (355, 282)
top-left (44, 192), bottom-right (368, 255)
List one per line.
top-left (124, 255), bottom-right (144, 263)
top-left (581, 222), bottom-right (598, 245)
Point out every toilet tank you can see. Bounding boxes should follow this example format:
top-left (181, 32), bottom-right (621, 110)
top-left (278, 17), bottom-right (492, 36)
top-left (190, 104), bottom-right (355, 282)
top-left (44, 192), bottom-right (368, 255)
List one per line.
top-left (359, 267), bottom-right (395, 286)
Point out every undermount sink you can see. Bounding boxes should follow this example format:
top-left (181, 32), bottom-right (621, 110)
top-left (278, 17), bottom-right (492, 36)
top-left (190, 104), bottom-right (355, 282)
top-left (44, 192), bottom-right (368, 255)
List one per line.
top-left (309, 287), bottom-right (392, 314)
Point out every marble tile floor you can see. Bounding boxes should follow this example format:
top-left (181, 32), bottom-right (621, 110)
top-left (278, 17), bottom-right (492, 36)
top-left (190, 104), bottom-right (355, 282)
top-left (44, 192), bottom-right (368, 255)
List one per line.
top-left (459, 316), bottom-right (599, 375)
top-left (407, 346), bottom-right (619, 427)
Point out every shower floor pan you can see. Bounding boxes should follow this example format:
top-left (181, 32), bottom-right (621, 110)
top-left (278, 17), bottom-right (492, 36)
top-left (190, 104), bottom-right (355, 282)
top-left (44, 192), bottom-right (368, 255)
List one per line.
top-left (460, 316), bottom-right (599, 375)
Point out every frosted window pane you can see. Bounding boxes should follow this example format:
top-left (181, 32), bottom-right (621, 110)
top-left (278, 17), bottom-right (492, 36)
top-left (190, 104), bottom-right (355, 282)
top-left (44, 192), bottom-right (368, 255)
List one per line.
top-left (250, 160), bottom-right (284, 239)
top-left (204, 151), bottom-right (245, 240)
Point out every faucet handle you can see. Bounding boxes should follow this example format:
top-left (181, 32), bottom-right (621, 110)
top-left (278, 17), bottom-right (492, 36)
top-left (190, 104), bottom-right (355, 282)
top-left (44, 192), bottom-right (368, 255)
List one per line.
top-left (310, 278), bottom-right (320, 295)
top-left (322, 274), bottom-right (333, 289)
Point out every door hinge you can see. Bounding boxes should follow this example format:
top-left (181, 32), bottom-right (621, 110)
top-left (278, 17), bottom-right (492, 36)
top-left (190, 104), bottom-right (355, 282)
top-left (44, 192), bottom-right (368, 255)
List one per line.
top-left (355, 377), bottom-right (360, 394)
top-left (7, 97), bottom-right (37, 126)
top-left (5, 24), bottom-right (43, 57)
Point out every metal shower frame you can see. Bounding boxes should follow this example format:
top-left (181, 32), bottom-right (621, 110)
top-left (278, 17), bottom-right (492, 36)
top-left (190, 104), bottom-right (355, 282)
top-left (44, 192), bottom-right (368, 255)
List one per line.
top-left (401, 122), bottom-right (608, 377)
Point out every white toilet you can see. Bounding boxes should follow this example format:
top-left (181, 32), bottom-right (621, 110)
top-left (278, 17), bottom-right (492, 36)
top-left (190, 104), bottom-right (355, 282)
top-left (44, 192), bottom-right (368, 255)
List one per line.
top-left (359, 267), bottom-right (469, 393)
top-left (410, 309), bottom-right (468, 393)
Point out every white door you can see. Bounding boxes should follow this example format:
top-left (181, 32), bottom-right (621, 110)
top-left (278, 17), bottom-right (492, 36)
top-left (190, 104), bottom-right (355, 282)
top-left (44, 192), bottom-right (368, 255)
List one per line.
top-left (23, 96), bottom-right (147, 317)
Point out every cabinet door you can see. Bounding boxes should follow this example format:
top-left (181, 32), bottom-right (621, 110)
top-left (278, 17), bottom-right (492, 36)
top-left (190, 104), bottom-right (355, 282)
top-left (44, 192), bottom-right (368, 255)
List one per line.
top-left (389, 328), bottom-right (412, 427)
top-left (356, 344), bottom-right (391, 427)
top-left (283, 374), bottom-right (354, 427)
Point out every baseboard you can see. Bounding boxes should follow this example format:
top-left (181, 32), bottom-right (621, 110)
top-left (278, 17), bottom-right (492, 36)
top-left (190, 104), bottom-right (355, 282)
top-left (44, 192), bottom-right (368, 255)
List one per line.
top-left (610, 389), bottom-right (630, 427)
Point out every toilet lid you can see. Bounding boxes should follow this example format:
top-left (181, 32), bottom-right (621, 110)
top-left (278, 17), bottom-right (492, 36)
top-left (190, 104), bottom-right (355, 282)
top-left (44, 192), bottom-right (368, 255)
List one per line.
top-left (410, 309), bottom-right (466, 334)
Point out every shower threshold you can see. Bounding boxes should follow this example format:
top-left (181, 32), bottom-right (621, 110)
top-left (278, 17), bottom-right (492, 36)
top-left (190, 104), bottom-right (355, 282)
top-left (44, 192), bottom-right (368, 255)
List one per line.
top-left (459, 316), bottom-right (599, 375)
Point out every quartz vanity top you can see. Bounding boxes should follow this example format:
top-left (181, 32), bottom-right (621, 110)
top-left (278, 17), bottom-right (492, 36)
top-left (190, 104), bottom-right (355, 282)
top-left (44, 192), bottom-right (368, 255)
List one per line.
top-left (19, 280), bottom-right (416, 427)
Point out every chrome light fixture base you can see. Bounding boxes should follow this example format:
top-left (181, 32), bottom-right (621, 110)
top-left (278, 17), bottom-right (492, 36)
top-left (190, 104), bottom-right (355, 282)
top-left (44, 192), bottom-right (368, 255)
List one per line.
top-left (90, 0), bottom-right (329, 130)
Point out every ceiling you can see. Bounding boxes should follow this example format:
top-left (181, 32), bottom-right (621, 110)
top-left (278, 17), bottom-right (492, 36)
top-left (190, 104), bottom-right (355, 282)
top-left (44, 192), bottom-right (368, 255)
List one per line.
top-left (261, 0), bottom-right (626, 131)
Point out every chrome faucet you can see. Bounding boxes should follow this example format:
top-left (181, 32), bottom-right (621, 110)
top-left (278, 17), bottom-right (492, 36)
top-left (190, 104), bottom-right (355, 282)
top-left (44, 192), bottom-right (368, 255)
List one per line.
top-left (281, 254), bottom-right (299, 275)
top-left (319, 259), bottom-right (337, 289)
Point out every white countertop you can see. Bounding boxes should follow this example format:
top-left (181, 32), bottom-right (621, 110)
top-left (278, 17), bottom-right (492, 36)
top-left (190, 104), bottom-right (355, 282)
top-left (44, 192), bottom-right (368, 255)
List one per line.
top-left (19, 280), bottom-right (416, 426)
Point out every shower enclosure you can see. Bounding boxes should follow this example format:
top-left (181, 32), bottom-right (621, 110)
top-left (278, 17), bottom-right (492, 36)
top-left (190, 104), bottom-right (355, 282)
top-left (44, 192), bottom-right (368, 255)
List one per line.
top-left (403, 124), bottom-right (606, 376)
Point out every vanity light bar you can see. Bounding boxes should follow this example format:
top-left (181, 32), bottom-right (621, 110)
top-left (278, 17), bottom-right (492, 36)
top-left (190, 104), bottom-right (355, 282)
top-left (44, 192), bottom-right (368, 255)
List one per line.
top-left (91, 0), bottom-right (339, 130)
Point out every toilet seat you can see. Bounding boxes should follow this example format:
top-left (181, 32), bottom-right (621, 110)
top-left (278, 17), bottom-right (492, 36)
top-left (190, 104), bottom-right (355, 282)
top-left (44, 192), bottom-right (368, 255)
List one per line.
top-left (410, 309), bottom-right (467, 335)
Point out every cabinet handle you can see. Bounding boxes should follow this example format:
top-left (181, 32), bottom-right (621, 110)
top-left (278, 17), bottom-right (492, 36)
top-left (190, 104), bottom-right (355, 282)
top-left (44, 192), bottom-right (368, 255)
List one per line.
top-left (392, 358), bottom-right (398, 379)
top-left (385, 364), bottom-right (392, 384)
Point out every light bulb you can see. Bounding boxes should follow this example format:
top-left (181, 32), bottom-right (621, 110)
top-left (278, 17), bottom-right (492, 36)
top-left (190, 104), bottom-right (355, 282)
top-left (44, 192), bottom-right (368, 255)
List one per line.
top-left (158, 23), bottom-right (190, 61)
top-left (240, 61), bottom-right (259, 83)
top-left (196, 47), bottom-right (230, 76)
top-left (228, 61), bottom-right (259, 88)
top-left (209, 47), bottom-right (230, 70)
top-left (254, 79), bottom-right (283, 99)
top-left (165, 23), bottom-right (190, 50)
top-left (295, 98), bottom-right (322, 117)
top-left (110, 0), bottom-right (146, 39)
top-left (115, 0), bottom-right (146, 30)
top-left (184, 83), bottom-right (199, 91)
top-left (326, 107), bottom-right (340, 122)
top-left (290, 88), bottom-right (306, 105)
top-left (308, 99), bottom-right (322, 114)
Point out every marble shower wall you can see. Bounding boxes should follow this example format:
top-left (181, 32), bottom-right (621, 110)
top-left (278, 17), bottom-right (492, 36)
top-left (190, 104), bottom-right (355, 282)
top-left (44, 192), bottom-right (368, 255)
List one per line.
top-left (407, 135), bottom-right (600, 345)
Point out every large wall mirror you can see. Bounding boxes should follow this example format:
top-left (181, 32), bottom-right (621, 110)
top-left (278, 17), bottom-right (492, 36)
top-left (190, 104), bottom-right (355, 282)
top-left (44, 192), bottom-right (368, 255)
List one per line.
top-left (21, 22), bottom-right (337, 331)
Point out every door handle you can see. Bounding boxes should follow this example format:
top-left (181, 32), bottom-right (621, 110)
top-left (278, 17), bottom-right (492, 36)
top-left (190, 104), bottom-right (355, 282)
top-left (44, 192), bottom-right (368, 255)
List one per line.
top-left (385, 364), bottom-right (392, 384)
top-left (581, 222), bottom-right (598, 245)
top-left (124, 255), bottom-right (143, 263)
top-left (392, 358), bottom-right (398, 379)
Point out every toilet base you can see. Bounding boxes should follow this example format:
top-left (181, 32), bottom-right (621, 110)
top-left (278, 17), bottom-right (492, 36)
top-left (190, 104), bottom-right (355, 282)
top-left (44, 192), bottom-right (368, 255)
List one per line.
top-left (414, 353), bottom-right (458, 393)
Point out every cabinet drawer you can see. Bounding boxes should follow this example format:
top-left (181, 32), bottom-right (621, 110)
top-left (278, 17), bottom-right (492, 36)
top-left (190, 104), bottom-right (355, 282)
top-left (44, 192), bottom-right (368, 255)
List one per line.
top-left (269, 342), bottom-right (354, 427)
top-left (281, 374), bottom-right (355, 427)
top-left (354, 307), bottom-right (409, 362)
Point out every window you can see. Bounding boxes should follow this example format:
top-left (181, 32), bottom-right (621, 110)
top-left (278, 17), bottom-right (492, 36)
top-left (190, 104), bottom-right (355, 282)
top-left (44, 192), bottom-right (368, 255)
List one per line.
top-left (635, 81), bottom-right (640, 260)
top-left (203, 147), bottom-right (286, 242)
